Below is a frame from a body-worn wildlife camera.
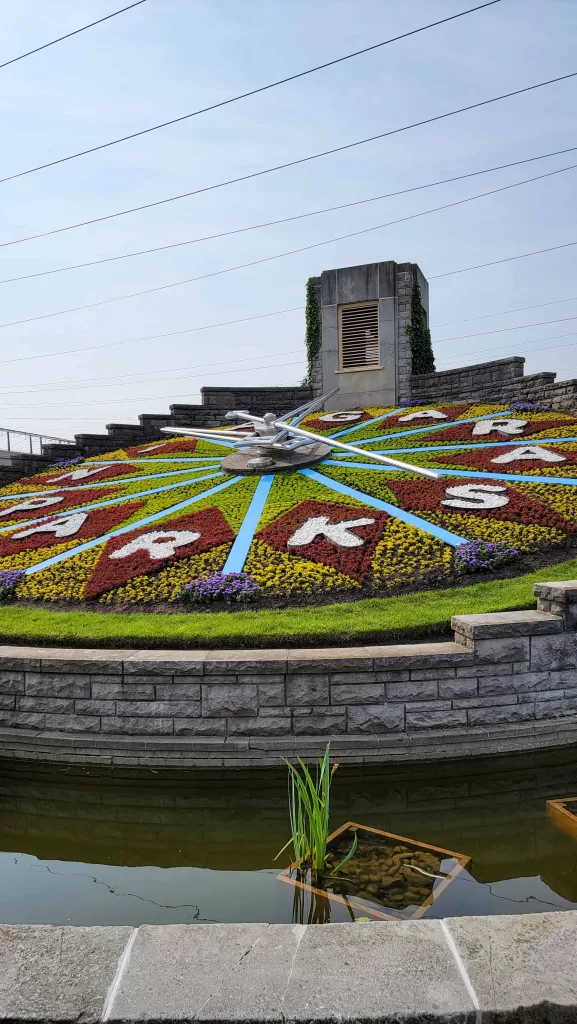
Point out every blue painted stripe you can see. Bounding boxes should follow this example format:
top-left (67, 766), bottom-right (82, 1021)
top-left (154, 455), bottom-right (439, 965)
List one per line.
top-left (24, 476), bottom-right (243, 576)
top-left (440, 468), bottom-right (577, 486)
top-left (332, 436), bottom-right (577, 457)
top-left (0, 464), bottom-right (223, 502)
top-left (222, 475), bottom-right (274, 573)
top-left (0, 472), bottom-right (223, 535)
top-left (342, 411), bottom-right (513, 448)
top-left (328, 407), bottom-right (403, 439)
top-left (299, 468), bottom-right (467, 547)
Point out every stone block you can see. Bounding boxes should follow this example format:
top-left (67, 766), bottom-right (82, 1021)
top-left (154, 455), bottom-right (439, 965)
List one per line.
top-left (18, 697), bottom-right (74, 714)
top-left (204, 650), bottom-right (288, 674)
top-left (456, 663), bottom-right (512, 677)
top-left (102, 717), bottom-right (174, 735)
top-left (293, 705), bottom-right (345, 716)
top-left (153, 682), bottom-right (201, 700)
top-left (74, 700), bottom-right (116, 716)
top-left (446, 911), bottom-right (577, 1019)
top-left (517, 688), bottom-right (564, 703)
top-left (331, 683), bottom-right (384, 704)
top-left (0, 924), bottom-right (131, 1023)
top-left (92, 681), bottom-right (155, 700)
top-left (372, 641), bottom-right (473, 669)
top-left (452, 694), bottom-right (518, 709)
top-left (405, 700), bottom-right (452, 711)
top-left (293, 716), bottom-right (346, 735)
top-left (372, 669), bottom-right (410, 682)
top-left (202, 683), bottom-right (258, 717)
top-left (227, 717), bottom-right (291, 736)
top-left (438, 677), bottom-right (478, 699)
top-left (173, 718), bottom-right (226, 736)
top-left (259, 706), bottom-right (291, 717)
top-left (258, 682), bottom-right (285, 706)
top-left (0, 695), bottom-right (15, 710)
top-left (24, 673), bottom-right (90, 698)
top-left (287, 650), bottom-right (372, 673)
top-left (286, 674), bottom-right (329, 705)
top-left (535, 697), bottom-right (577, 718)
top-left (531, 633), bottom-right (577, 671)
top-left (0, 671), bottom-right (24, 694)
top-left (386, 679), bottom-right (438, 701)
top-left (410, 668), bottom-right (456, 681)
top-left (480, 671), bottom-right (559, 696)
top-left (44, 714), bottom-right (101, 733)
top-left (329, 671), bottom-right (377, 686)
top-left (116, 701), bottom-right (201, 718)
top-left (124, 652), bottom-right (206, 675)
top-left (472, 637), bottom-right (530, 663)
top-left (452, 610), bottom-right (562, 638)
top-left (534, 580), bottom-right (577, 602)
top-left (467, 704), bottom-right (535, 726)
top-left (347, 704), bottom-right (404, 734)
top-left (406, 710), bottom-right (467, 729)
top-left (0, 711), bottom-right (45, 729)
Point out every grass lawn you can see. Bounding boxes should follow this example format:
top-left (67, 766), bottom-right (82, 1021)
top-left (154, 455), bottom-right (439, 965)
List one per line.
top-left (0, 558), bottom-right (576, 650)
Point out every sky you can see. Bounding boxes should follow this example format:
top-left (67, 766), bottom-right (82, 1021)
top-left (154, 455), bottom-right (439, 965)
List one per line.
top-left (0, 0), bottom-right (576, 443)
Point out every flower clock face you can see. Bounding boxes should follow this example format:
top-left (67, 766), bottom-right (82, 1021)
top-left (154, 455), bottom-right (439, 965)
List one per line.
top-left (2, 401), bottom-right (577, 604)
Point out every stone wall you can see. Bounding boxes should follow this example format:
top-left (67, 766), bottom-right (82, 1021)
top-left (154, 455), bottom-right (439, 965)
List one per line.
top-left (1, 581), bottom-right (576, 768)
top-left (411, 354), bottom-right (577, 411)
top-left (0, 451), bottom-right (56, 488)
top-left (1, 913), bottom-right (577, 1022)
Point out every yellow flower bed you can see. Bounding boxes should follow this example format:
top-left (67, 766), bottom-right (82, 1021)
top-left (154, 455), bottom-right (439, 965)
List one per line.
top-left (16, 545), bottom-right (103, 601)
top-left (371, 519), bottom-right (452, 588)
top-left (244, 539), bottom-right (357, 595)
top-left (99, 543), bottom-right (231, 603)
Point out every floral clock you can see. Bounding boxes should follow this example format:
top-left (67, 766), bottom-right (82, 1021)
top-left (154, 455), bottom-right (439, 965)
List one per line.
top-left (1, 401), bottom-right (577, 604)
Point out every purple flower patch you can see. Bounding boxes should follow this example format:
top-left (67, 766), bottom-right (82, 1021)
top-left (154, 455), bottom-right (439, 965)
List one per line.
top-left (454, 539), bottom-right (519, 575)
top-left (52, 456), bottom-right (83, 469)
top-left (0, 568), bottom-right (26, 599)
top-left (178, 571), bottom-right (261, 604)
top-left (511, 401), bottom-right (550, 411)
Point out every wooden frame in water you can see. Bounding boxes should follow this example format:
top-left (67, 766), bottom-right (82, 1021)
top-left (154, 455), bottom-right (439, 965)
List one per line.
top-left (277, 821), bottom-right (471, 922)
top-left (547, 797), bottom-right (577, 840)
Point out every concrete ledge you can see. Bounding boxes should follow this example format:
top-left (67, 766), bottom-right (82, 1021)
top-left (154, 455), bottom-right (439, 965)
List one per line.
top-left (451, 610), bottom-right (563, 639)
top-left (1, 913), bottom-right (577, 1022)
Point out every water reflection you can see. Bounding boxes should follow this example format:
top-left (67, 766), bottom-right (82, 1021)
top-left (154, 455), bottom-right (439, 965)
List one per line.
top-left (0, 747), bottom-right (577, 925)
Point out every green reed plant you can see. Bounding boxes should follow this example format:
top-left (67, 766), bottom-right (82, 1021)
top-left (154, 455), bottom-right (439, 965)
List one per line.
top-left (275, 744), bottom-right (338, 872)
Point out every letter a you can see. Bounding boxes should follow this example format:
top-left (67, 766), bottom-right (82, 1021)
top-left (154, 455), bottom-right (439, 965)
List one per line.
top-left (491, 445), bottom-right (566, 464)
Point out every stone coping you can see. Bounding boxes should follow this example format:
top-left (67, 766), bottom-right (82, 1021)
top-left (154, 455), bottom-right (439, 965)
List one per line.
top-left (1, 912), bottom-right (576, 1022)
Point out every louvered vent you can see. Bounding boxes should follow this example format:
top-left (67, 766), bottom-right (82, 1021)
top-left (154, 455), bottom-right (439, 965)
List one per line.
top-left (339, 302), bottom-right (379, 369)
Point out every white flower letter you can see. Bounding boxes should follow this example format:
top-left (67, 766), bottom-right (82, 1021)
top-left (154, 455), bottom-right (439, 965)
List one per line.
top-left (110, 529), bottom-right (201, 561)
top-left (472, 419), bottom-right (527, 436)
top-left (317, 410), bottom-right (364, 424)
top-left (0, 495), bottom-right (64, 517)
top-left (52, 466), bottom-right (111, 482)
top-left (12, 512), bottom-right (88, 540)
top-left (441, 484), bottom-right (509, 510)
top-left (398, 410), bottom-right (448, 422)
top-left (287, 515), bottom-right (375, 548)
top-left (491, 445), bottom-right (566, 464)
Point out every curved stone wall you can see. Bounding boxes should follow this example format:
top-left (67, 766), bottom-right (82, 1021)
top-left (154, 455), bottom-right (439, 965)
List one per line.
top-left (1, 580), bottom-right (576, 768)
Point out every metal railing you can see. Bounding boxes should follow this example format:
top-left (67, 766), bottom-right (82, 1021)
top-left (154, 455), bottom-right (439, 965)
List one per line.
top-left (0, 427), bottom-right (74, 456)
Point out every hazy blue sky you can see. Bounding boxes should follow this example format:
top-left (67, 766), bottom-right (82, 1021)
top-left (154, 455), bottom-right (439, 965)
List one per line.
top-left (0, 0), bottom-right (576, 439)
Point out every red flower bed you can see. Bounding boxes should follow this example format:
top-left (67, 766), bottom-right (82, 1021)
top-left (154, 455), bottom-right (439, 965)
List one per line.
top-left (387, 478), bottom-right (571, 529)
top-left (436, 445), bottom-right (577, 473)
top-left (85, 507), bottom-right (234, 597)
top-left (387, 404), bottom-right (471, 431)
top-left (0, 502), bottom-right (145, 556)
top-left (432, 418), bottom-right (575, 446)
top-left (31, 463), bottom-right (139, 487)
top-left (124, 439), bottom-right (198, 457)
top-left (305, 411), bottom-right (372, 432)
top-left (257, 499), bottom-right (388, 583)
top-left (0, 488), bottom-right (111, 523)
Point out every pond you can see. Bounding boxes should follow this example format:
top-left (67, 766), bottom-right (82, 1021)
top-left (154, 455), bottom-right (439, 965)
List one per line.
top-left (1, 748), bottom-right (577, 926)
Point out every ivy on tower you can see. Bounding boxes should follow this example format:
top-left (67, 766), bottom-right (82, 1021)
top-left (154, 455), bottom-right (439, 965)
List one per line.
top-left (407, 281), bottom-right (435, 375)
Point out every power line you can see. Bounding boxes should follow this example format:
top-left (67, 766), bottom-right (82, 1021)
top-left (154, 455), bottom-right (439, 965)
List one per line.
top-left (0, 1), bottom-right (503, 184)
top-left (0, 306), bottom-right (303, 366)
top-left (432, 294), bottom-right (577, 328)
top-left (2, 71), bottom-right (575, 249)
top-left (0, 360), bottom-right (306, 409)
top-left (437, 329), bottom-right (577, 366)
top-left (1, 159), bottom-right (576, 333)
top-left (0, 0), bottom-right (150, 71)
top-left (2, 145), bottom-right (577, 281)
top-left (0, 349), bottom-right (303, 395)
top-left (430, 240), bottom-right (577, 278)
top-left (434, 313), bottom-right (577, 345)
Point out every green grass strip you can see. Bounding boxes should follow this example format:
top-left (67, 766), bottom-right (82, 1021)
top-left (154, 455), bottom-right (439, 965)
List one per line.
top-left (1, 557), bottom-right (577, 650)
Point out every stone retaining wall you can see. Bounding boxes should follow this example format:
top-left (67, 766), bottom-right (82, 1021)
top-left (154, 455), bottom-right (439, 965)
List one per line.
top-left (411, 355), bottom-right (577, 411)
top-left (1, 912), bottom-right (576, 1022)
top-left (1, 581), bottom-right (577, 768)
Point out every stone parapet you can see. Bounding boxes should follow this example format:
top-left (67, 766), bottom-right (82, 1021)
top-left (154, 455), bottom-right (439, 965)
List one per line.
top-left (1, 912), bottom-right (577, 1022)
top-left (1, 582), bottom-right (577, 766)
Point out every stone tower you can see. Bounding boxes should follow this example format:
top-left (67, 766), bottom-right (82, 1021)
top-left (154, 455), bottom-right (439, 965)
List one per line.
top-left (308, 260), bottom-right (428, 408)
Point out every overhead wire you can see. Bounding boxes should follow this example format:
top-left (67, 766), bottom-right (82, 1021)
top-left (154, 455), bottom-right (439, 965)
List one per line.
top-left (0, 0), bottom-right (150, 71)
top-left (1, 159), bottom-right (576, 333)
top-left (437, 330), bottom-right (577, 366)
top-left (432, 294), bottom-right (577, 328)
top-left (430, 240), bottom-right (577, 278)
top-left (2, 143), bottom-right (576, 272)
top-left (0, 1), bottom-right (503, 183)
top-left (433, 313), bottom-right (577, 345)
top-left (3, 71), bottom-right (577, 251)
